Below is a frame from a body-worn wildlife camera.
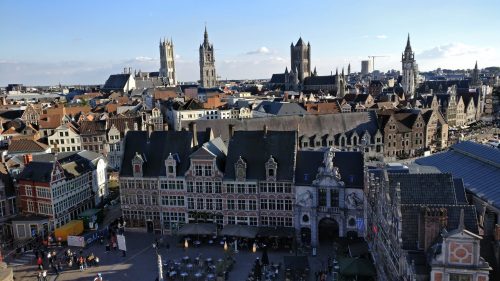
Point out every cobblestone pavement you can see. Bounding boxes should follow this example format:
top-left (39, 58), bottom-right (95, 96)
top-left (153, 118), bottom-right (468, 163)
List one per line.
top-left (12, 230), bottom-right (341, 281)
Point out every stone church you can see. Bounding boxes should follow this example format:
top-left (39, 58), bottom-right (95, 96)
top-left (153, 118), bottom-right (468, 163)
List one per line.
top-left (199, 27), bottom-right (217, 88)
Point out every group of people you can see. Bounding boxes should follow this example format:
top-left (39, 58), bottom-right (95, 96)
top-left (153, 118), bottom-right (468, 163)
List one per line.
top-left (36, 249), bottom-right (61, 278)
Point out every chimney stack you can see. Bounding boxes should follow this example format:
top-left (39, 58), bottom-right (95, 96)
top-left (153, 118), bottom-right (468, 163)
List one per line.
top-left (190, 122), bottom-right (198, 147)
top-left (228, 124), bottom-right (235, 138)
top-left (23, 154), bottom-right (33, 165)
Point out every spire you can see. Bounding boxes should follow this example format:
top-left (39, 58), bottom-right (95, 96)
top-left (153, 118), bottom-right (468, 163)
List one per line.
top-left (285, 67), bottom-right (289, 74)
top-left (342, 67), bottom-right (344, 76)
top-left (405, 33), bottom-right (412, 52)
top-left (203, 25), bottom-right (209, 45)
top-left (474, 60), bottom-right (478, 70)
top-left (313, 66), bottom-right (317, 76)
top-left (336, 68), bottom-right (338, 76)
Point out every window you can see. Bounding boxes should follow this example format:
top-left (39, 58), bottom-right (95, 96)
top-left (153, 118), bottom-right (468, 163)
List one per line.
top-left (36, 187), bottom-right (51, 199)
top-left (260, 199), bottom-right (268, 210)
top-left (204, 165), bottom-right (212, 177)
top-left (226, 184), bottom-right (235, 193)
top-left (248, 200), bottom-right (257, 210)
top-left (194, 165), bottom-right (203, 176)
top-left (331, 190), bottom-right (339, 207)
top-left (215, 199), bottom-right (222, 210)
top-left (205, 182), bottom-right (213, 193)
top-left (25, 186), bottom-right (33, 197)
top-left (38, 202), bottom-right (52, 215)
top-left (187, 182), bottom-right (194, 193)
top-left (195, 182), bottom-right (203, 193)
top-left (214, 182), bottom-right (222, 193)
top-left (206, 198), bottom-right (213, 210)
top-left (227, 199), bottom-right (235, 210)
top-left (187, 198), bottom-right (194, 209)
top-left (27, 200), bottom-right (35, 212)
top-left (319, 189), bottom-right (327, 206)
top-left (196, 198), bottom-right (203, 210)
top-left (237, 200), bottom-right (245, 210)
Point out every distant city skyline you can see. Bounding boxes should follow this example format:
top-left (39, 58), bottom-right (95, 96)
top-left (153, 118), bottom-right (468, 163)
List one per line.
top-left (0, 0), bottom-right (499, 86)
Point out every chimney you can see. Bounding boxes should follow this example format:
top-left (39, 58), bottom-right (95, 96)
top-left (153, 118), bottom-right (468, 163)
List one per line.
top-left (23, 154), bottom-right (33, 165)
top-left (228, 124), bottom-right (234, 138)
top-left (123, 67), bottom-right (127, 74)
top-left (190, 122), bottom-right (198, 147)
top-left (263, 124), bottom-right (268, 136)
top-left (423, 207), bottom-right (448, 250)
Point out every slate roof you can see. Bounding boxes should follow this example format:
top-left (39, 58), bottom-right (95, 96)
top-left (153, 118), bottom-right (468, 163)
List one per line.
top-left (17, 151), bottom-right (100, 183)
top-left (7, 139), bottom-right (49, 154)
top-left (415, 141), bottom-right (500, 209)
top-left (254, 101), bottom-right (307, 116)
top-left (80, 120), bottom-right (107, 136)
top-left (295, 150), bottom-right (364, 188)
top-left (269, 73), bottom-right (286, 84)
top-left (224, 130), bottom-right (296, 181)
top-left (303, 75), bottom-right (336, 86)
top-left (103, 74), bottom-right (131, 91)
top-left (388, 173), bottom-right (479, 250)
top-left (188, 111), bottom-right (379, 144)
top-left (120, 131), bottom-right (194, 177)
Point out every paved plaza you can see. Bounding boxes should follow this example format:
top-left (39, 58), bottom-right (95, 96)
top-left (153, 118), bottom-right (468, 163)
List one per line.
top-left (11, 230), bottom-right (341, 281)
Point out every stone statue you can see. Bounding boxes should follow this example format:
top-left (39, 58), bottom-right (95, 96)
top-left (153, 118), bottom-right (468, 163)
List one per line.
top-left (297, 190), bottom-right (313, 207)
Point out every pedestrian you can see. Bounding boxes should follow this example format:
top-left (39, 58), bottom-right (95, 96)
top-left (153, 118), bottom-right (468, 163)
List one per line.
top-left (79, 256), bottom-right (84, 271)
top-left (37, 256), bottom-right (43, 270)
top-left (42, 270), bottom-right (48, 281)
top-left (95, 256), bottom-right (100, 267)
top-left (112, 241), bottom-right (117, 251)
top-left (36, 271), bottom-right (42, 281)
top-left (93, 273), bottom-right (103, 281)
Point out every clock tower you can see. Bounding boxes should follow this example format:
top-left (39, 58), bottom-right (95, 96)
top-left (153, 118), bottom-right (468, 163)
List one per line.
top-left (402, 34), bottom-right (418, 98)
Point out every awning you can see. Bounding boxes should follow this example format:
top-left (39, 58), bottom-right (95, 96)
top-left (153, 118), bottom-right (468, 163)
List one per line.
top-left (257, 226), bottom-right (295, 238)
top-left (338, 257), bottom-right (376, 277)
top-left (220, 224), bottom-right (259, 238)
top-left (177, 223), bottom-right (217, 236)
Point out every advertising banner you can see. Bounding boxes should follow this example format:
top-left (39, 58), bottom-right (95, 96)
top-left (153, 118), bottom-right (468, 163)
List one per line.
top-left (67, 235), bottom-right (85, 247)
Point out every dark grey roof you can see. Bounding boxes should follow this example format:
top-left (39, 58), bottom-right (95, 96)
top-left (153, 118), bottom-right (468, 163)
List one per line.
top-left (103, 74), bottom-right (131, 91)
top-left (17, 151), bottom-right (99, 183)
top-left (224, 130), bottom-right (296, 181)
top-left (295, 150), bottom-right (364, 188)
top-left (187, 111), bottom-right (379, 144)
top-left (415, 141), bottom-right (500, 208)
top-left (303, 75), bottom-right (336, 86)
top-left (254, 101), bottom-right (307, 116)
top-left (120, 131), bottom-right (194, 177)
top-left (269, 73), bottom-right (285, 84)
top-left (453, 178), bottom-right (468, 204)
top-left (388, 173), bottom-right (458, 205)
top-left (387, 173), bottom-right (479, 250)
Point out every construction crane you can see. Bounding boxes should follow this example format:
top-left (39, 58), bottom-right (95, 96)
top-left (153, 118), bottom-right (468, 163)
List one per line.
top-left (368, 56), bottom-right (389, 71)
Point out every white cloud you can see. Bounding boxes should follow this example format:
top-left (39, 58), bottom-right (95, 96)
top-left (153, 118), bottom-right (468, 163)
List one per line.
top-left (417, 42), bottom-right (499, 70)
top-left (245, 46), bottom-right (271, 55)
top-left (375, 35), bottom-right (387, 39)
top-left (418, 43), bottom-right (494, 59)
top-left (362, 35), bottom-right (388, 39)
top-left (134, 56), bottom-right (155, 62)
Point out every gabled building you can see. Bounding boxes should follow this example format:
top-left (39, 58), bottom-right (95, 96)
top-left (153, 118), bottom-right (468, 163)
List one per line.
top-left (47, 123), bottom-right (81, 153)
top-left (366, 171), bottom-right (487, 281)
top-left (16, 151), bottom-right (107, 232)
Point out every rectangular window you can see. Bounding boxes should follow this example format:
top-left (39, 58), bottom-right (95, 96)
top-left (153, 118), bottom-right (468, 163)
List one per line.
top-left (331, 189), bottom-right (339, 207)
top-left (268, 199), bottom-right (276, 210)
top-left (215, 199), bottom-right (223, 210)
top-left (214, 182), bottom-right (222, 193)
top-left (206, 198), bottom-right (213, 210)
top-left (187, 198), bottom-right (194, 209)
top-left (226, 184), bottom-right (234, 193)
top-left (248, 184), bottom-right (257, 194)
top-left (194, 165), bottom-right (203, 176)
top-left (260, 199), bottom-right (268, 210)
top-left (195, 182), bottom-right (203, 193)
top-left (196, 198), bottom-right (203, 210)
top-left (204, 165), bottom-right (212, 177)
top-left (187, 182), bottom-right (194, 193)
top-left (248, 200), bottom-right (257, 210)
top-left (205, 182), bottom-right (213, 193)
top-left (249, 217), bottom-right (258, 226)
top-left (27, 200), bottom-right (35, 212)
top-left (227, 199), bottom-right (235, 210)
top-left (319, 189), bottom-right (327, 206)
top-left (25, 186), bottom-right (33, 197)
top-left (237, 184), bottom-right (245, 194)
top-left (237, 200), bottom-right (245, 210)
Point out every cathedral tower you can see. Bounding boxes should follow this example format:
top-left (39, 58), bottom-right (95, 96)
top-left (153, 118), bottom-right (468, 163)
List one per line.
top-left (199, 26), bottom-right (217, 88)
top-left (159, 38), bottom-right (176, 85)
top-left (290, 37), bottom-right (311, 83)
top-left (402, 34), bottom-right (419, 97)
top-left (471, 61), bottom-right (481, 87)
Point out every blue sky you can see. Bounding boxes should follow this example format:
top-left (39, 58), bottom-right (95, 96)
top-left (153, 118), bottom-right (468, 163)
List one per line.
top-left (1, 0), bottom-right (499, 85)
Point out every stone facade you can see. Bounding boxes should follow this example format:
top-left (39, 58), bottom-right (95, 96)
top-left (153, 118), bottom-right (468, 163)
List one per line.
top-left (159, 38), bottom-right (176, 85)
top-left (199, 27), bottom-right (217, 88)
top-left (402, 34), bottom-right (419, 98)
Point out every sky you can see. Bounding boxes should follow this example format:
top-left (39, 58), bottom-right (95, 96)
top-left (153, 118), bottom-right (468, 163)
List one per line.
top-left (0, 0), bottom-right (499, 86)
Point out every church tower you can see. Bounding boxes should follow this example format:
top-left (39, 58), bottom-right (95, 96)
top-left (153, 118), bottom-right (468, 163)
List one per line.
top-left (159, 38), bottom-right (176, 85)
top-left (290, 37), bottom-right (311, 83)
top-left (402, 34), bottom-right (418, 97)
top-left (471, 61), bottom-right (481, 87)
top-left (199, 26), bottom-right (217, 88)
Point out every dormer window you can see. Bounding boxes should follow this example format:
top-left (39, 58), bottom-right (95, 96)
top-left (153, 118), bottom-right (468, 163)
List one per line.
top-left (132, 152), bottom-right (144, 177)
top-left (165, 153), bottom-right (177, 177)
top-left (235, 156), bottom-right (246, 181)
top-left (265, 155), bottom-right (277, 181)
